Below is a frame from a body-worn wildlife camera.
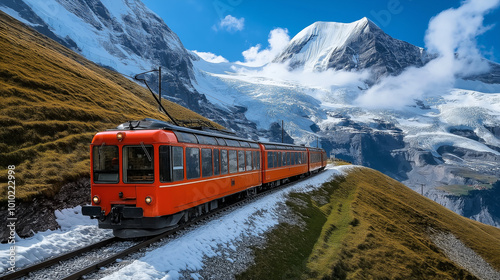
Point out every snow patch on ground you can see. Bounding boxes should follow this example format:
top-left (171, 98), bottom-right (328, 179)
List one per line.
top-left (0, 206), bottom-right (112, 274)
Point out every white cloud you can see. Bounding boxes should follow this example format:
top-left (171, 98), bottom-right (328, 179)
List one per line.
top-left (355, 0), bottom-right (500, 109)
top-left (239, 28), bottom-right (291, 67)
top-left (233, 62), bottom-right (369, 90)
top-left (230, 27), bottom-right (368, 92)
top-left (217, 15), bottom-right (245, 32)
top-left (192, 50), bottom-right (229, 63)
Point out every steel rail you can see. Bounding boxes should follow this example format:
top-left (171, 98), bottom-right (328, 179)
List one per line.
top-left (1, 237), bottom-right (119, 280)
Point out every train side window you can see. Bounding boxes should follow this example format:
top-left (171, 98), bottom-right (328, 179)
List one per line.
top-left (159, 146), bottom-right (171, 182)
top-left (287, 152), bottom-right (291, 166)
top-left (229, 150), bottom-right (237, 173)
top-left (214, 149), bottom-right (220, 175)
top-left (123, 145), bottom-right (154, 183)
top-left (273, 152), bottom-right (278, 168)
top-left (291, 152), bottom-right (295, 165)
top-left (221, 150), bottom-right (228, 174)
top-left (202, 148), bottom-right (213, 178)
top-left (278, 152), bottom-right (282, 167)
top-left (253, 151), bottom-right (260, 170)
top-left (160, 146), bottom-right (184, 182)
top-left (238, 150), bottom-right (245, 172)
top-left (246, 151), bottom-right (252, 171)
top-left (267, 152), bottom-right (273, 168)
top-left (186, 147), bottom-right (200, 179)
top-left (93, 145), bottom-right (119, 183)
top-left (172, 146), bottom-right (184, 181)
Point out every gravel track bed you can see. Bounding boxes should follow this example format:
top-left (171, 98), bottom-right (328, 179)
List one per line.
top-left (16, 240), bottom-right (138, 280)
top-left (432, 231), bottom-right (500, 280)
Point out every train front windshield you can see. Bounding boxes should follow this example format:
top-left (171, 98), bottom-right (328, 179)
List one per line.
top-left (123, 145), bottom-right (155, 183)
top-left (93, 145), bottom-right (119, 183)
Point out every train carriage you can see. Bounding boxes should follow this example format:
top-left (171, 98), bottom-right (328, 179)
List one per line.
top-left (83, 118), bottom-right (327, 238)
top-left (261, 143), bottom-right (309, 187)
top-left (308, 147), bottom-right (327, 173)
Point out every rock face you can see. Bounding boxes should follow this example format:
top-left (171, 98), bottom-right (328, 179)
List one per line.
top-left (467, 61), bottom-right (500, 84)
top-left (320, 126), bottom-right (410, 181)
top-left (274, 18), bottom-right (429, 83)
top-left (429, 181), bottom-right (500, 228)
top-left (0, 178), bottom-right (90, 242)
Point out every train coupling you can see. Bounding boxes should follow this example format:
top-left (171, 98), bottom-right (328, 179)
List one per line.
top-left (82, 205), bottom-right (105, 220)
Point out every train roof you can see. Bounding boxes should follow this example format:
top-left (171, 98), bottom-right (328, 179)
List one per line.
top-left (111, 118), bottom-right (321, 151)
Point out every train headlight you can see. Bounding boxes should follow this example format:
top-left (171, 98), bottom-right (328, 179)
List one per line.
top-left (145, 196), bottom-right (153, 205)
top-left (116, 132), bottom-right (125, 141)
top-left (92, 195), bottom-right (101, 204)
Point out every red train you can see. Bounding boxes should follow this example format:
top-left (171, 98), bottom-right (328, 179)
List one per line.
top-left (82, 118), bottom-right (327, 238)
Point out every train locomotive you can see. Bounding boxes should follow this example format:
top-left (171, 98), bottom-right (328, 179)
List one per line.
top-left (82, 118), bottom-right (327, 238)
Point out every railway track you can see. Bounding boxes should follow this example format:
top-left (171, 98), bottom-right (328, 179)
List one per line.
top-left (1, 170), bottom-right (324, 280)
top-left (1, 237), bottom-right (119, 280)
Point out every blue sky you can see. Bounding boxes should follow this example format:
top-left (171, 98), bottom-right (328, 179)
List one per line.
top-left (142, 0), bottom-right (500, 63)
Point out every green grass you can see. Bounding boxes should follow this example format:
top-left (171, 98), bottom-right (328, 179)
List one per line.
top-left (0, 11), bottom-right (223, 202)
top-left (238, 167), bottom-right (500, 279)
top-left (452, 168), bottom-right (498, 185)
top-left (436, 184), bottom-right (493, 196)
top-left (435, 168), bottom-right (498, 196)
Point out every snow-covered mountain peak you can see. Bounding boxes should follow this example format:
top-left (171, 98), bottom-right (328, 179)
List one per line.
top-left (298, 17), bottom-right (378, 39)
top-left (274, 17), bottom-right (427, 80)
top-left (274, 18), bottom-right (374, 71)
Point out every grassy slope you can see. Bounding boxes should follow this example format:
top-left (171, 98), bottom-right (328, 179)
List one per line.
top-left (238, 167), bottom-right (500, 279)
top-left (0, 11), bottom-right (222, 201)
